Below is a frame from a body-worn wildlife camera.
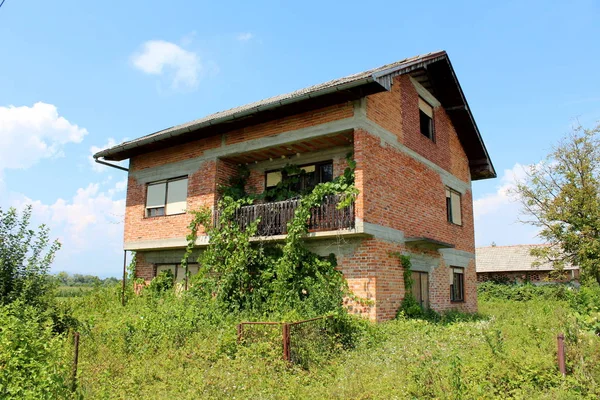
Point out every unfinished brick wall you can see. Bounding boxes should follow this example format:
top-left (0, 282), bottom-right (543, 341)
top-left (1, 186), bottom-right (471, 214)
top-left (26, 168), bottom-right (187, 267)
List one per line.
top-left (124, 160), bottom-right (217, 243)
top-left (354, 128), bottom-right (475, 253)
top-left (365, 75), bottom-right (470, 183)
top-left (126, 77), bottom-right (480, 320)
top-left (224, 102), bottom-right (353, 145)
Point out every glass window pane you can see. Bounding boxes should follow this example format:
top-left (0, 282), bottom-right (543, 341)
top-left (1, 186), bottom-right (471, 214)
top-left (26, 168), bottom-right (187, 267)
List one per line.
top-left (147, 183), bottom-right (166, 208)
top-left (301, 165), bottom-right (315, 173)
top-left (321, 163), bottom-right (333, 183)
top-left (266, 171), bottom-right (282, 188)
top-left (451, 191), bottom-right (462, 225)
top-left (166, 178), bottom-right (188, 215)
top-left (176, 264), bottom-right (199, 283)
top-left (156, 265), bottom-right (175, 278)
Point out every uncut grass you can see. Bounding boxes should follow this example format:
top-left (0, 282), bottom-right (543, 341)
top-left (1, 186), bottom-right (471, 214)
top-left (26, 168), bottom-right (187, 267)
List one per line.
top-left (67, 287), bottom-right (600, 399)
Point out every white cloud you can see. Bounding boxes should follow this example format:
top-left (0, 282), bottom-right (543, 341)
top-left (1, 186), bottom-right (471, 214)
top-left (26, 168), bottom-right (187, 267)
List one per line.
top-left (473, 163), bottom-right (542, 247)
top-left (0, 102), bottom-right (88, 175)
top-left (10, 179), bottom-right (127, 277)
top-left (89, 138), bottom-right (128, 172)
top-left (473, 163), bottom-right (528, 220)
top-left (131, 40), bottom-right (201, 89)
top-left (237, 32), bottom-right (254, 42)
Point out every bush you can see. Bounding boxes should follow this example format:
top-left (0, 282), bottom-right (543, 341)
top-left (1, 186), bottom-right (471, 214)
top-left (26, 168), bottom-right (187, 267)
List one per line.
top-left (0, 303), bottom-right (71, 399)
top-left (0, 206), bottom-right (61, 310)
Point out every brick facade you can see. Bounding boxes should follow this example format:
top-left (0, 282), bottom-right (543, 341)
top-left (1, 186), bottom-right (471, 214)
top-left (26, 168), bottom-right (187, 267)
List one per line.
top-left (125, 74), bottom-right (480, 321)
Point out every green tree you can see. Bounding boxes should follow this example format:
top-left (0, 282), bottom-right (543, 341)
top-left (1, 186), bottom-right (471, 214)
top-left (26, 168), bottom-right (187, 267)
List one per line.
top-left (0, 205), bottom-right (61, 308)
top-left (514, 123), bottom-right (600, 284)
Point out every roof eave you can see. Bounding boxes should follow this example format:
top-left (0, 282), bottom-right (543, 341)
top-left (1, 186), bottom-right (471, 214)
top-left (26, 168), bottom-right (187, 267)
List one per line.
top-left (93, 76), bottom-right (379, 161)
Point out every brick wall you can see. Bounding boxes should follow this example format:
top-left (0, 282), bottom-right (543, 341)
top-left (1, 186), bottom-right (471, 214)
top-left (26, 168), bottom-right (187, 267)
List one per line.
top-left (126, 75), bottom-right (480, 320)
top-left (124, 160), bottom-right (217, 242)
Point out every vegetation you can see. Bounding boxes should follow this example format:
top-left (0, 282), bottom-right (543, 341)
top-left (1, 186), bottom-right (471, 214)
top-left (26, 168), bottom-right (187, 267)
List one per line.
top-left (0, 205), bottom-right (60, 309)
top-left (514, 123), bottom-right (600, 284)
top-left (182, 155), bottom-right (358, 319)
top-left (18, 282), bottom-right (597, 399)
top-left (0, 206), bottom-right (76, 398)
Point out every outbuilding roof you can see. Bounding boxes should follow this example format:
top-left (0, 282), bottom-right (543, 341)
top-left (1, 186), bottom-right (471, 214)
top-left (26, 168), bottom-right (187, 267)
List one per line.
top-left (94, 50), bottom-right (495, 179)
top-left (476, 244), bottom-right (578, 273)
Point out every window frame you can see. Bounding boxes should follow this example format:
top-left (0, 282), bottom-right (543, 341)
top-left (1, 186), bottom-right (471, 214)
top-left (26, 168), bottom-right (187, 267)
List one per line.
top-left (418, 97), bottom-right (435, 141)
top-left (445, 187), bottom-right (462, 226)
top-left (145, 176), bottom-right (188, 218)
top-left (411, 270), bottom-right (430, 309)
top-left (450, 267), bottom-right (465, 303)
top-left (264, 160), bottom-right (334, 192)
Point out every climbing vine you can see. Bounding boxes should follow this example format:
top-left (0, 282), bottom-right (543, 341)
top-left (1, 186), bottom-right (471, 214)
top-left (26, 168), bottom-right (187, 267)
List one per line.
top-left (390, 252), bottom-right (425, 318)
top-left (179, 154), bottom-right (359, 318)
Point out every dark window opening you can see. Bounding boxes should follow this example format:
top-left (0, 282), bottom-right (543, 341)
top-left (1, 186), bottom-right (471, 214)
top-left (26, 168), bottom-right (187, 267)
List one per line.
top-left (450, 267), bottom-right (464, 302)
top-left (264, 160), bottom-right (334, 201)
top-left (420, 110), bottom-right (433, 139)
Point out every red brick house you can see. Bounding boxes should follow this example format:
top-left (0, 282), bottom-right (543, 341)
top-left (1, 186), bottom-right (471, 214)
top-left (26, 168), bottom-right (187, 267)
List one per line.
top-left (94, 51), bottom-right (495, 321)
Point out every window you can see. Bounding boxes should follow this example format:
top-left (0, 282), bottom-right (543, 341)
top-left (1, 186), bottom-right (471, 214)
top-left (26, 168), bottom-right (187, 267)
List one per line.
top-left (156, 264), bottom-right (199, 283)
top-left (419, 97), bottom-right (434, 140)
top-left (146, 177), bottom-right (188, 217)
top-left (450, 267), bottom-right (464, 302)
top-left (265, 161), bottom-right (333, 197)
top-left (445, 188), bottom-right (462, 225)
top-left (411, 271), bottom-right (429, 308)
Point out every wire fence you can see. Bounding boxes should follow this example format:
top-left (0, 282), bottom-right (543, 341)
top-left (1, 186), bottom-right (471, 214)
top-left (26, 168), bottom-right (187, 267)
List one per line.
top-left (236, 315), bottom-right (335, 367)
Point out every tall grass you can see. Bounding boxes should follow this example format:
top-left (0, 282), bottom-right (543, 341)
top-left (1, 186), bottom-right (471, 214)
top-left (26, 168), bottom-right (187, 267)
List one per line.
top-left (52, 284), bottom-right (600, 399)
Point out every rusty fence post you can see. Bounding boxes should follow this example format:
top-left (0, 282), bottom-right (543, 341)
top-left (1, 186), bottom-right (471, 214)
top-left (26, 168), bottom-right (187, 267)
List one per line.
top-left (121, 250), bottom-right (127, 306)
top-left (282, 323), bottom-right (290, 362)
top-left (71, 332), bottom-right (80, 392)
top-left (237, 323), bottom-right (243, 344)
top-left (557, 333), bottom-right (566, 376)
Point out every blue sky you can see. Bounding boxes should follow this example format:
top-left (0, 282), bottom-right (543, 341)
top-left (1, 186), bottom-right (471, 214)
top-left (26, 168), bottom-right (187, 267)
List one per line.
top-left (1, 0), bottom-right (599, 277)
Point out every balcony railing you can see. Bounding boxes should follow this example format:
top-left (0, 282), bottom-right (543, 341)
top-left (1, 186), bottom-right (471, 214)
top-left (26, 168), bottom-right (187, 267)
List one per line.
top-left (216, 194), bottom-right (355, 237)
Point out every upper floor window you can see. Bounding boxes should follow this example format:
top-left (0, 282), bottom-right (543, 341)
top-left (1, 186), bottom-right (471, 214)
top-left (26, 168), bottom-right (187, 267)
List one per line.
top-left (265, 161), bottom-right (333, 200)
top-left (146, 177), bottom-right (188, 217)
top-left (419, 97), bottom-right (434, 140)
top-left (445, 187), bottom-right (462, 225)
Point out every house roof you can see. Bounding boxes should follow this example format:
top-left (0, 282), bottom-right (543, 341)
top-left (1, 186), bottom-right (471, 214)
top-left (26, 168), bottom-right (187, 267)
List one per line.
top-left (476, 244), bottom-right (579, 273)
top-left (94, 50), bottom-right (495, 180)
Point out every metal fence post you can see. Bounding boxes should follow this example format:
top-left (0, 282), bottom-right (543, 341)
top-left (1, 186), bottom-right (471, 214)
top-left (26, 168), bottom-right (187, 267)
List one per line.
top-left (237, 323), bottom-right (243, 344)
top-left (557, 333), bottom-right (566, 376)
top-left (282, 323), bottom-right (290, 362)
top-left (71, 332), bottom-right (80, 392)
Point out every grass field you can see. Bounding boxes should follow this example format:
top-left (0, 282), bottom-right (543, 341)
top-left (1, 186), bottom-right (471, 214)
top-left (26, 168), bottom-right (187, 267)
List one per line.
top-left (58, 285), bottom-right (600, 399)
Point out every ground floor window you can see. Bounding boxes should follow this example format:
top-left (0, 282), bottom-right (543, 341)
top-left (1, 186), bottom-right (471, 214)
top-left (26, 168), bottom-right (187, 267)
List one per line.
top-left (156, 264), bottom-right (199, 284)
top-left (450, 267), bottom-right (464, 302)
top-left (411, 271), bottom-right (429, 308)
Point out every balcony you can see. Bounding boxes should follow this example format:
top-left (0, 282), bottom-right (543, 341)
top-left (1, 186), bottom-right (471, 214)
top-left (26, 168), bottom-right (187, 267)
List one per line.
top-left (217, 194), bottom-right (355, 237)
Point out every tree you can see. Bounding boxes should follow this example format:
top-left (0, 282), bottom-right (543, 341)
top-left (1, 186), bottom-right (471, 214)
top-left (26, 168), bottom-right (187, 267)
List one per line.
top-left (514, 123), bottom-right (600, 284)
top-left (0, 205), bottom-right (61, 308)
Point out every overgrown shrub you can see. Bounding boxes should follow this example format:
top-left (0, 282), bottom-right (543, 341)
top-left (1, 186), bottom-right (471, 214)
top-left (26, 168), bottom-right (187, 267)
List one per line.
top-left (0, 303), bottom-right (71, 399)
top-left (0, 206), bottom-right (60, 310)
top-left (478, 281), bottom-right (600, 335)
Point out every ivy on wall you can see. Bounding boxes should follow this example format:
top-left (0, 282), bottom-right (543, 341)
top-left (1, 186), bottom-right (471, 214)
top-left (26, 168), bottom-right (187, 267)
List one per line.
top-left (178, 154), bottom-right (359, 318)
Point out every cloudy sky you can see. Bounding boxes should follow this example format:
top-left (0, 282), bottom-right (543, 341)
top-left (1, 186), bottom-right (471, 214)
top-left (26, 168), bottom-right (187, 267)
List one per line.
top-left (1, 1), bottom-right (599, 277)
